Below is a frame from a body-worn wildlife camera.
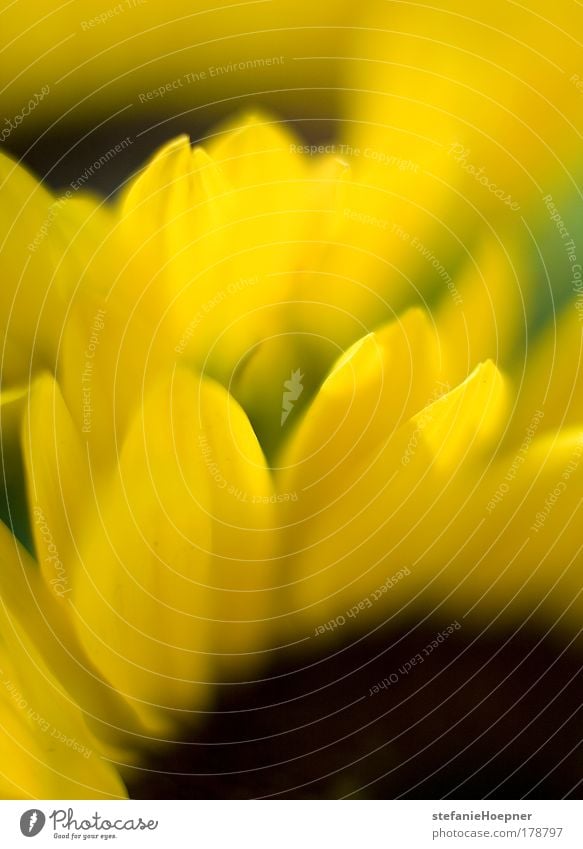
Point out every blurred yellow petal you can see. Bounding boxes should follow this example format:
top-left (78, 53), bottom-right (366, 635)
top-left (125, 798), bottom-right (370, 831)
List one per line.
top-left (0, 387), bottom-right (29, 543)
top-left (276, 326), bottom-right (507, 633)
top-left (122, 130), bottom-right (270, 382)
top-left (0, 525), bottom-right (141, 755)
top-left (207, 112), bottom-right (306, 189)
top-left (319, 148), bottom-right (463, 329)
top-left (0, 597), bottom-right (126, 799)
top-left (0, 151), bottom-right (117, 388)
top-left (120, 136), bottom-right (229, 264)
top-left (506, 305), bottom-right (583, 444)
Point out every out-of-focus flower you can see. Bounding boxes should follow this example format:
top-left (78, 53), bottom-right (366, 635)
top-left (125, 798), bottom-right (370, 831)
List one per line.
top-left (0, 115), bottom-right (581, 797)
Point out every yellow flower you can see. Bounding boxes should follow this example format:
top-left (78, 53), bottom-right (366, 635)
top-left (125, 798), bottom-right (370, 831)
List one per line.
top-left (1, 114), bottom-right (582, 797)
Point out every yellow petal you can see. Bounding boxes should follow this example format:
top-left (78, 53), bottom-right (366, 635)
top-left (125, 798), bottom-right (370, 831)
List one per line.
top-left (435, 233), bottom-right (530, 386)
top-left (0, 598), bottom-right (126, 799)
top-left (412, 360), bottom-right (507, 473)
top-left (119, 136), bottom-right (232, 316)
top-left (0, 529), bottom-right (141, 752)
top-left (208, 113), bottom-right (412, 355)
top-left (0, 387), bottom-right (29, 545)
top-left (230, 332), bottom-right (331, 462)
top-left (207, 112), bottom-right (307, 189)
top-left (0, 151), bottom-right (117, 389)
top-left (506, 305), bottom-right (583, 445)
top-left (23, 373), bottom-right (89, 601)
top-left (0, 152), bottom-right (61, 385)
top-left (193, 374), bottom-right (277, 675)
top-left (317, 148), bottom-right (462, 332)
top-left (422, 428), bottom-right (583, 633)
top-left (115, 134), bottom-right (280, 397)
top-left (57, 193), bottom-right (169, 468)
top-left (70, 367), bottom-right (276, 733)
top-left (278, 309), bottom-right (447, 488)
top-left (0, 386), bottom-right (27, 440)
top-left (17, 378), bottom-right (152, 747)
top-left (276, 359), bottom-right (507, 635)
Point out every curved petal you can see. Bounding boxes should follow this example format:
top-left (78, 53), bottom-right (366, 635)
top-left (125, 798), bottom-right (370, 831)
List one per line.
top-left (0, 152), bottom-right (62, 385)
top-left (0, 525), bottom-right (141, 756)
top-left (0, 152), bottom-right (117, 389)
top-left (23, 373), bottom-right (90, 601)
top-left (69, 367), bottom-right (275, 734)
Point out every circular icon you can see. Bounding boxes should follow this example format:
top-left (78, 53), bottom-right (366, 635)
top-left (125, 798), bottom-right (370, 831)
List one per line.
top-left (19, 810), bottom-right (46, 837)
